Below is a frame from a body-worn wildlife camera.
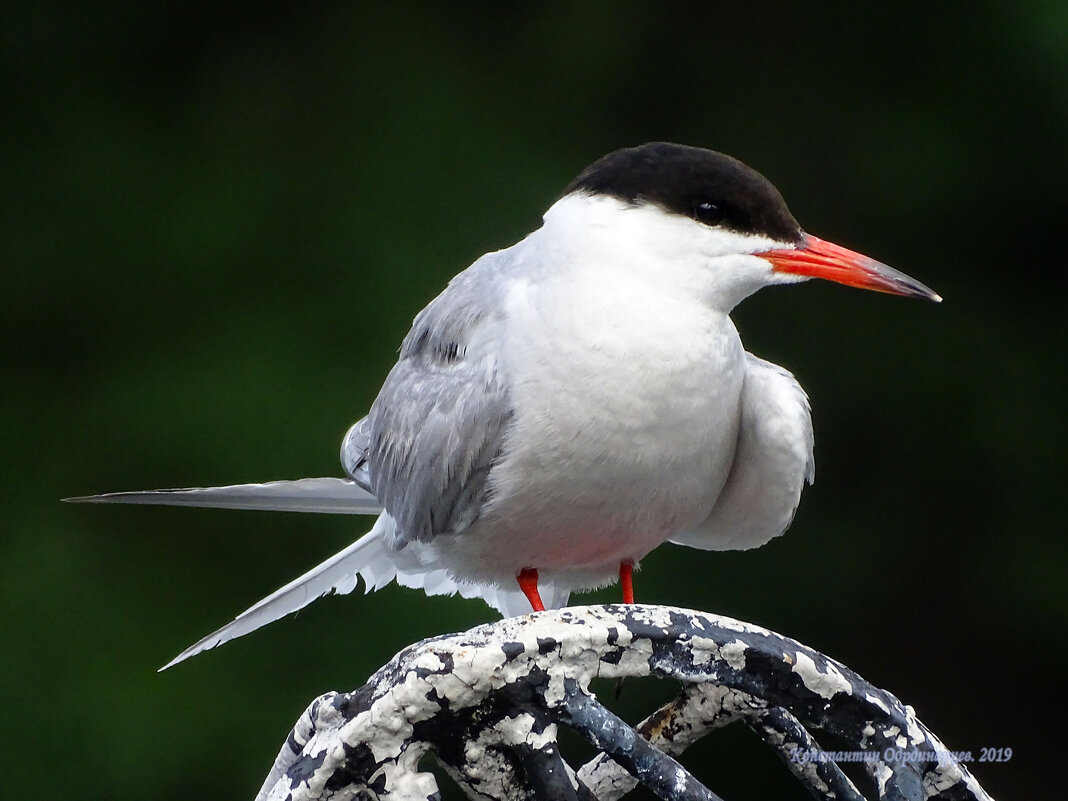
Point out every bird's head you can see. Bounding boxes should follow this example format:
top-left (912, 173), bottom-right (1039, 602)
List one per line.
top-left (553, 142), bottom-right (940, 312)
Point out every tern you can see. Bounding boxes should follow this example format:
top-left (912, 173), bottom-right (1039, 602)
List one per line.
top-left (68, 142), bottom-right (940, 669)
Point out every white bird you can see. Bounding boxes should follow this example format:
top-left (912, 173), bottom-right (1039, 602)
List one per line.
top-left (68, 143), bottom-right (940, 669)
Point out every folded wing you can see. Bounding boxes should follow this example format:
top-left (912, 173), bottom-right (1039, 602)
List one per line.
top-left (671, 353), bottom-right (814, 552)
top-left (365, 250), bottom-right (516, 548)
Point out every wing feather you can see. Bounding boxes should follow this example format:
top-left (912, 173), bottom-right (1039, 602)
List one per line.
top-left (64, 477), bottom-right (382, 515)
top-left (671, 353), bottom-right (814, 551)
top-left (366, 252), bottom-right (516, 546)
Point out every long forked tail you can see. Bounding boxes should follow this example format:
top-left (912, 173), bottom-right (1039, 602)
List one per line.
top-left (160, 514), bottom-right (401, 670)
top-left (64, 477), bottom-right (572, 666)
top-left (155, 519), bottom-right (570, 670)
top-left (63, 477), bottom-right (383, 515)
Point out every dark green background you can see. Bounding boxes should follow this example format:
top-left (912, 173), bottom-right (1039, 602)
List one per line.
top-left (4, 4), bottom-right (1064, 799)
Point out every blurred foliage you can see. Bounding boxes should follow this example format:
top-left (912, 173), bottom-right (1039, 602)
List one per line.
top-left (2, 2), bottom-right (1065, 799)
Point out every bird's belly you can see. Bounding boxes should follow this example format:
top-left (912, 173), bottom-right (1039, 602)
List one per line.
top-left (454, 281), bottom-right (746, 586)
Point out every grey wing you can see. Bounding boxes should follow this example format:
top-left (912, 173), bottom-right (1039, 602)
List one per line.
top-left (361, 252), bottom-right (517, 547)
top-left (340, 417), bottom-right (374, 491)
top-left (672, 353), bottom-right (815, 552)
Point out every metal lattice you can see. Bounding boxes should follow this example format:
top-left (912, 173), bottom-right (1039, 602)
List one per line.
top-left (256, 604), bottom-right (994, 801)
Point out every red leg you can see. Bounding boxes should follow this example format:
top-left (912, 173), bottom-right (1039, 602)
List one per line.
top-left (517, 568), bottom-right (545, 612)
top-left (620, 560), bottom-right (635, 604)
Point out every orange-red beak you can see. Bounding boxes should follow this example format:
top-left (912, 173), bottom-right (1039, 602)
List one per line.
top-left (761, 234), bottom-right (941, 302)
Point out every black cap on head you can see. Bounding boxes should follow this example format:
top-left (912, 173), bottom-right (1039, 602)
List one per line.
top-left (564, 142), bottom-right (803, 244)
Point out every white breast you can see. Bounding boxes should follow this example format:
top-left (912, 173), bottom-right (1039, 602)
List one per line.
top-left (447, 264), bottom-right (746, 588)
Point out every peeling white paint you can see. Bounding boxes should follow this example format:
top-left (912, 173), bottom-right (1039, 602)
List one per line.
top-left (791, 652), bottom-right (853, 700)
top-left (689, 635), bottom-right (746, 671)
top-left (864, 692), bottom-right (890, 715)
top-left (493, 714), bottom-right (557, 750)
top-left (721, 639), bottom-right (747, 670)
top-left (904, 704), bottom-right (927, 746)
top-left (690, 635), bottom-right (715, 665)
top-left (923, 760), bottom-right (968, 795)
top-left (874, 762), bottom-right (893, 796)
top-left (410, 651), bottom-right (446, 674)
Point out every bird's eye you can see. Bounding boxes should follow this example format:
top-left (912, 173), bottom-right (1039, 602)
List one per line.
top-left (693, 201), bottom-right (724, 226)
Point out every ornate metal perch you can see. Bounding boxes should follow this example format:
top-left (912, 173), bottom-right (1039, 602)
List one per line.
top-left (256, 604), bottom-right (994, 801)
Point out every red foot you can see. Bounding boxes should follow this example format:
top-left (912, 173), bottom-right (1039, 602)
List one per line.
top-left (517, 568), bottom-right (545, 612)
top-left (620, 560), bottom-right (635, 604)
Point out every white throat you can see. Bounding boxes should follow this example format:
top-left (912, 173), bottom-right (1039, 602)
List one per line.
top-left (537, 192), bottom-right (805, 313)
